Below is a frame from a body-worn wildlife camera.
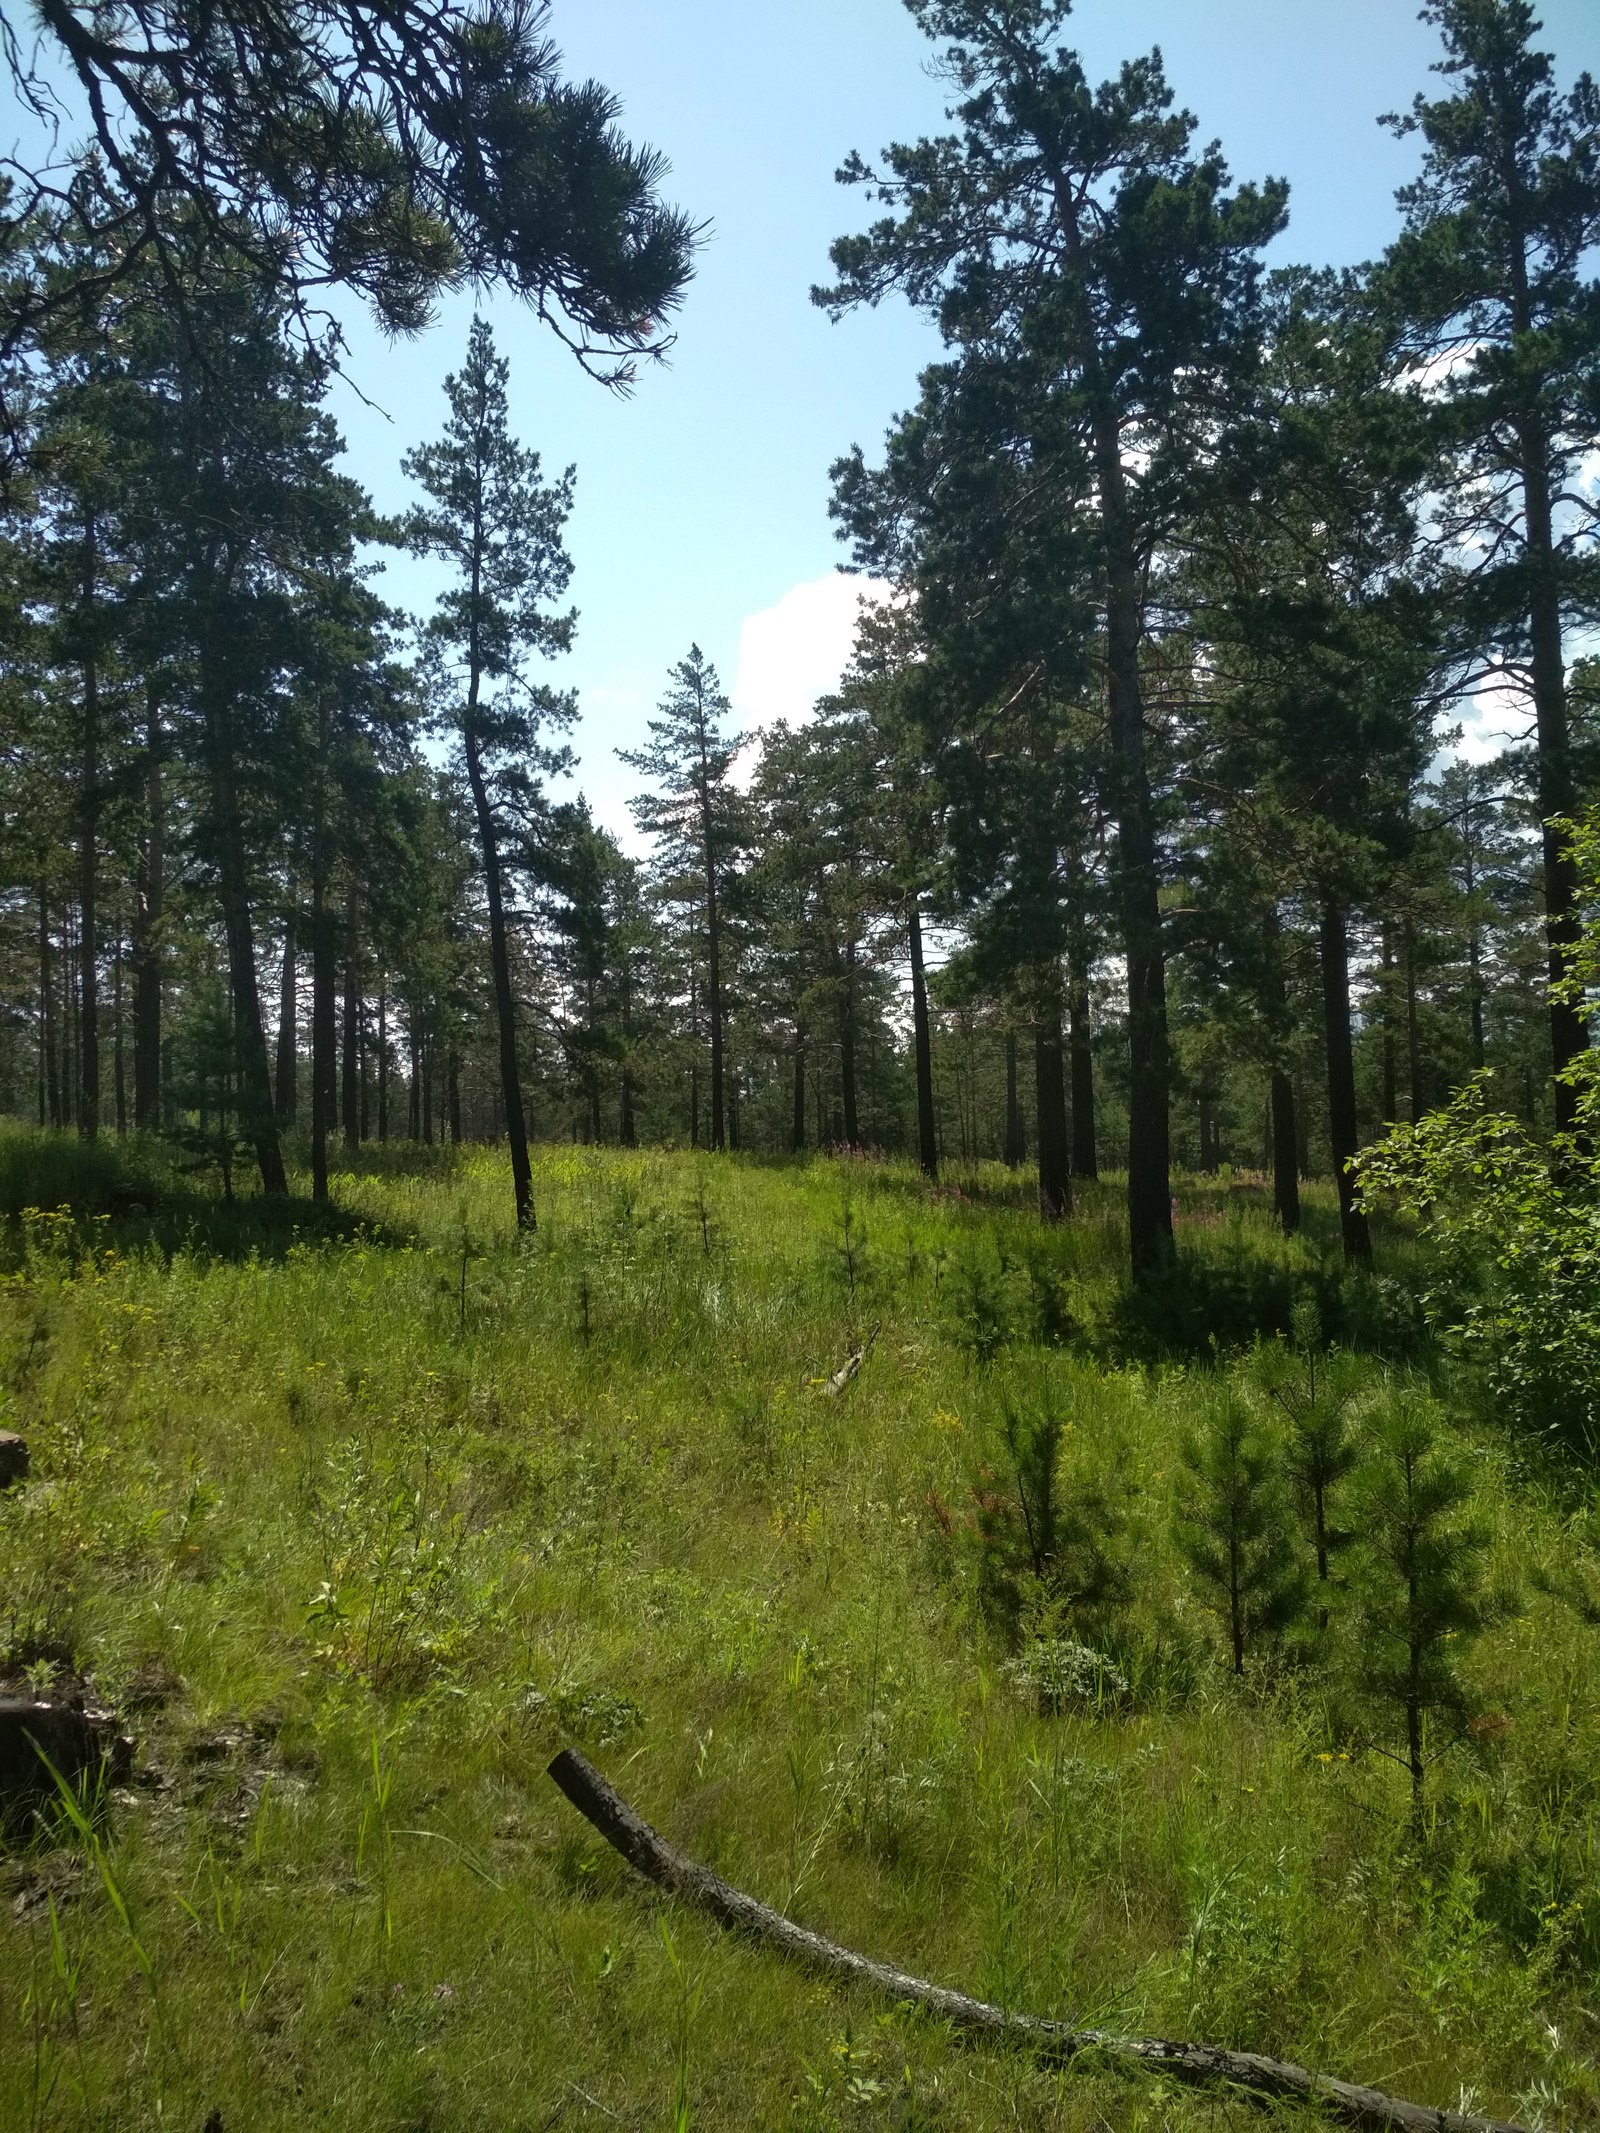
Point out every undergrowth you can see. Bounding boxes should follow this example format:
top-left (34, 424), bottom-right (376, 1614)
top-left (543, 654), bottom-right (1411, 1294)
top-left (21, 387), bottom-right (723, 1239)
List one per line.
top-left (0, 1136), bottom-right (1596, 2131)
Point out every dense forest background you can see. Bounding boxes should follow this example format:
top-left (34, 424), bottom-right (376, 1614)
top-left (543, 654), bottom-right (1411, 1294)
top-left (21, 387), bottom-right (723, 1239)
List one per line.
top-left (0, 0), bottom-right (1596, 1278)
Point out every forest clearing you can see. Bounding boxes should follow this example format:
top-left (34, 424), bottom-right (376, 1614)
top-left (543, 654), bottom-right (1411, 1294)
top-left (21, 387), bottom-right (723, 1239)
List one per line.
top-left (1, 1133), bottom-right (1598, 2130)
top-left (3, 0), bottom-right (1600, 2125)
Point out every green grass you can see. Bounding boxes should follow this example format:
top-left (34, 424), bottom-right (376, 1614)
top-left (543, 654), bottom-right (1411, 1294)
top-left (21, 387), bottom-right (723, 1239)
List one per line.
top-left (1, 1137), bottom-right (1596, 2131)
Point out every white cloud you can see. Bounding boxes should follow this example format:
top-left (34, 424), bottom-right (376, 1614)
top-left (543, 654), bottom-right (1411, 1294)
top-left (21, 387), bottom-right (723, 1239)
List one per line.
top-left (730, 572), bottom-right (890, 734)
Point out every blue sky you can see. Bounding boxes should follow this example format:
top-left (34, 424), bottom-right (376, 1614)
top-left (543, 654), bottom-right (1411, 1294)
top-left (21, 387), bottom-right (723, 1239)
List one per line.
top-left (15, 1), bottom-right (1600, 831)
top-left (329, 0), bottom-right (1597, 843)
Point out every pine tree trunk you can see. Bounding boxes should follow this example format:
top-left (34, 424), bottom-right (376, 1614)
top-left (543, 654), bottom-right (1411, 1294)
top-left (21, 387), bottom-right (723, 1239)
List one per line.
top-left (791, 1029), bottom-right (806, 1153)
top-left (311, 819), bottom-right (335, 1205)
top-left (1068, 941), bottom-right (1097, 1179)
top-left (907, 896), bottom-right (938, 1179)
top-left (1380, 925), bottom-right (1399, 1127)
top-left (377, 983), bottom-right (389, 1143)
top-left (840, 941), bottom-right (860, 1148)
top-left (359, 1010), bottom-right (371, 1143)
top-left (112, 925), bottom-right (126, 1135)
top-left (201, 621), bottom-right (286, 1196)
top-left (132, 689), bottom-right (164, 1131)
top-left (705, 915), bottom-right (724, 1151)
top-left (39, 887), bottom-right (60, 1129)
top-left (341, 886), bottom-right (360, 1152)
top-left (448, 1049), bottom-right (462, 1144)
top-left (1034, 1014), bottom-right (1070, 1223)
top-left (63, 906), bottom-right (77, 1128)
top-left (77, 510), bottom-right (100, 1143)
top-left (1517, 405), bottom-right (1586, 1124)
top-left (1467, 925), bottom-right (1486, 1072)
top-left (1093, 419), bottom-right (1171, 1273)
top-left (1004, 1031), bottom-right (1025, 1168)
top-left (276, 904), bottom-right (298, 1125)
top-left (621, 1069), bottom-right (637, 1148)
top-left (1404, 917), bottom-right (1425, 1125)
top-left (464, 726), bottom-right (534, 1227)
top-left (1271, 1070), bottom-right (1301, 1237)
top-left (1319, 899), bottom-right (1371, 1264)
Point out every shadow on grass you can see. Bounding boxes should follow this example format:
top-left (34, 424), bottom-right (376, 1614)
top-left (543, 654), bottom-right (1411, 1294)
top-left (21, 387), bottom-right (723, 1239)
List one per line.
top-left (0, 1126), bottom-right (415, 1263)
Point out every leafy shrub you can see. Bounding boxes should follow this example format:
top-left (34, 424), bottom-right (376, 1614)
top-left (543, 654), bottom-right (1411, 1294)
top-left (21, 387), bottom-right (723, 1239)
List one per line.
top-left (1358, 1075), bottom-right (1600, 1454)
top-left (522, 1679), bottom-right (644, 1747)
top-left (1002, 1637), bottom-right (1128, 1715)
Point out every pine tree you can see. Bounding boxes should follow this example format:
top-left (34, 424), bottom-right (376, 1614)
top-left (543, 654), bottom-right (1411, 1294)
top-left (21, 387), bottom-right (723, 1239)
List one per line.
top-left (2, 0), bottom-right (698, 474)
top-left (1254, 1303), bottom-right (1362, 1622)
top-left (620, 648), bottom-right (742, 1152)
top-left (1177, 1392), bottom-right (1306, 1675)
top-left (1380, 0), bottom-right (1600, 1126)
top-left (1348, 1389), bottom-right (1493, 1825)
top-left (404, 316), bottom-right (577, 1230)
top-left (819, 0), bottom-right (1287, 1275)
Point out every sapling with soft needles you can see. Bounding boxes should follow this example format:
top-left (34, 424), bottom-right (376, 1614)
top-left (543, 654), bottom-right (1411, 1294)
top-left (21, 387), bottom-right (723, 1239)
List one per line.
top-left (1347, 1388), bottom-right (1497, 1828)
top-left (1177, 1390), bottom-right (1306, 1676)
top-left (1253, 1300), bottom-right (1363, 1624)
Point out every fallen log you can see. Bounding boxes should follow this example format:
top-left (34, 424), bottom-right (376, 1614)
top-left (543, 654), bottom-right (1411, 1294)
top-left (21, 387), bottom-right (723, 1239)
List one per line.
top-left (824, 1320), bottom-right (880, 1398)
top-left (547, 1747), bottom-right (1528, 2133)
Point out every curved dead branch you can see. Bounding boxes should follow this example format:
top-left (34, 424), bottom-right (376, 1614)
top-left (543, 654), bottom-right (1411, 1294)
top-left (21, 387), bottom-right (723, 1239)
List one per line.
top-left (547, 1746), bottom-right (1528, 2133)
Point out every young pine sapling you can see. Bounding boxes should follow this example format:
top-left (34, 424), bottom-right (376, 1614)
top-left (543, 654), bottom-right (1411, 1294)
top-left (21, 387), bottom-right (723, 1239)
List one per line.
top-left (1255, 1301), bottom-right (1362, 1624)
top-left (1177, 1393), bottom-right (1305, 1675)
top-left (1348, 1390), bottom-right (1494, 1827)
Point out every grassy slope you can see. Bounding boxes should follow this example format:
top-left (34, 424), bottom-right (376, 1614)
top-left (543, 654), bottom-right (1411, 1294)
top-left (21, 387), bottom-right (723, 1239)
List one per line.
top-left (0, 1135), bottom-right (1597, 2132)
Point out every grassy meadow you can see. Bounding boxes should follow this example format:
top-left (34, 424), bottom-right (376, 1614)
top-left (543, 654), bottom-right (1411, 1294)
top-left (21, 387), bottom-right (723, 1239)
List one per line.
top-left (1, 1130), bottom-right (1598, 2132)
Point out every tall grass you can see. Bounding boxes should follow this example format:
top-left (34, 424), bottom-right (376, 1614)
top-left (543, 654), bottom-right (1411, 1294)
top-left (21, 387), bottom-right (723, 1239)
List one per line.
top-left (0, 1135), bottom-right (1594, 2130)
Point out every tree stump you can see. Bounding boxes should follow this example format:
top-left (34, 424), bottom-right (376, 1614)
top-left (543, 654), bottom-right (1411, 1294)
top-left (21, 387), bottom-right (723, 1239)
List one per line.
top-left (0, 1698), bottom-right (133, 1823)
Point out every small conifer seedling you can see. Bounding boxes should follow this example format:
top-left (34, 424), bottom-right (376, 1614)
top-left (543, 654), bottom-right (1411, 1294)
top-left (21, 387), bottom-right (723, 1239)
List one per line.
top-left (1177, 1392), bottom-right (1305, 1675)
top-left (1254, 1301), bottom-right (1362, 1622)
top-left (1348, 1390), bottom-right (1493, 1826)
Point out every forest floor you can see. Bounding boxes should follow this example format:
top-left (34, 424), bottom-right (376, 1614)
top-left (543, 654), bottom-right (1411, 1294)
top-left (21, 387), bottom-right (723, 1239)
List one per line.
top-left (0, 1131), bottom-right (1597, 2133)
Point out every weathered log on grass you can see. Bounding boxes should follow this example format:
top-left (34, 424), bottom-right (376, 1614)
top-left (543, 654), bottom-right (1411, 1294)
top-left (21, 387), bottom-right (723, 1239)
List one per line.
top-left (547, 1746), bottom-right (1528, 2133)
top-left (824, 1320), bottom-right (880, 1397)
